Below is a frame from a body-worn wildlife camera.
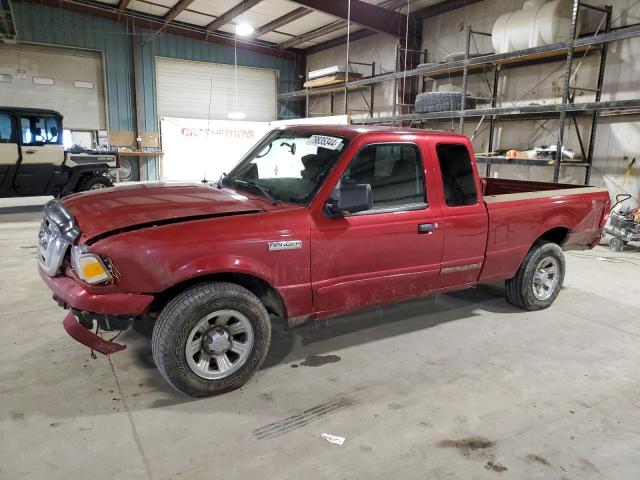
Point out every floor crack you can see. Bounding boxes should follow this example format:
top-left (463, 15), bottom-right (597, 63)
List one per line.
top-left (108, 356), bottom-right (154, 480)
top-left (558, 307), bottom-right (640, 338)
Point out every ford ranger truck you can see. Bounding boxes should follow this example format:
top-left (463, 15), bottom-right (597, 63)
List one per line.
top-left (37, 126), bottom-right (610, 397)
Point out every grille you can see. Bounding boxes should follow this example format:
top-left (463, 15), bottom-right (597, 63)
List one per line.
top-left (37, 201), bottom-right (80, 276)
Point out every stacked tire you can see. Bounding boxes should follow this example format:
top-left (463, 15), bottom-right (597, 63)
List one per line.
top-left (414, 92), bottom-right (477, 113)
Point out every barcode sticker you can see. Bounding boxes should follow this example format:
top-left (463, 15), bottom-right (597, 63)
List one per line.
top-left (306, 135), bottom-right (343, 150)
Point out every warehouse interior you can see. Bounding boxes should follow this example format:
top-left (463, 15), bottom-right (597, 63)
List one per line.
top-left (1, 0), bottom-right (640, 478)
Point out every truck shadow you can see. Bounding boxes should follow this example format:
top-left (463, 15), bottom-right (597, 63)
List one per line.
top-left (261, 283), bottom-right (518, 369)
top-left (130, 284), bottom-right (518, 375)
top-left (124, 283), bottom-right (522, 404)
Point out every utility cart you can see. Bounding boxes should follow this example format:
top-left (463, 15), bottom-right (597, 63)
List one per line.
top-left (603, 194), bottom-right (640, 251)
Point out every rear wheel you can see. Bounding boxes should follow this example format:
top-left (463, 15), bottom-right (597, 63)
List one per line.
top-left (505, 241), bottom-right (565, 311)
top-left (152, 282), bottom-right (271, 397)
top-left (77, 174), bottom-right (113, 192)
top-left (609, 237), bottom-right (625, 252)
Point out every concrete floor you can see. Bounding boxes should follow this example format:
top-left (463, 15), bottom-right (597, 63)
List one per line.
top-left (2, 204), bottom-right (640, 480)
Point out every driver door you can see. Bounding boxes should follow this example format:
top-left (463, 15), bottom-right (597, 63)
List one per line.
top-left (14, 115), bottom-right (65, 196)
top-left (310, 141), bottom-right (444, 315)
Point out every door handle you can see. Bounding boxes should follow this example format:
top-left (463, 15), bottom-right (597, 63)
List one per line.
top-left (418, 223), bottom-right (434, 234)
top-left (25, 149), bottom-right (37, 154)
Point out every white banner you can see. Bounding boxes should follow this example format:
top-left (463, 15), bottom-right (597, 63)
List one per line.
top-left (160, 115), bottom-right (350, 182)
top-left (160, 118), bottom-right (271, 182)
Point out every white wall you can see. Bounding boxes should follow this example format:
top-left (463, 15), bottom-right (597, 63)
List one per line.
top-left (306, 33), bottom-right (399, 118)
top-left (421, 0), bottom-right (640, 203)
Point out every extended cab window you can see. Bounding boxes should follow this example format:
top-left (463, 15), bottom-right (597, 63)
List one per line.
top-left (436, 143), bottom-right (478, 206)
top-left (341, 143), bottom-right (426, 211)
top-left (0, 113), bottom-right (13, 143)
top-left (20, 116), bottom-right (61, 145)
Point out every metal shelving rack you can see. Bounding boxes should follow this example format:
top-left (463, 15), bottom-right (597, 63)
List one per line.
top-left (280, 60), bottom-right (377, 118)
top-left (279, 1), bottom-right (640, 185)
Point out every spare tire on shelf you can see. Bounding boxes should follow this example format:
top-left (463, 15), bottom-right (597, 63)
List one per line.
top-left (414, 92), bottom-right (477, 113)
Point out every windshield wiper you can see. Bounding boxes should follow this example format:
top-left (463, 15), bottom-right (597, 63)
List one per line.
top-left (232, 179), bottom-right (278, 205)
top-left (217, 172), bottom-right (229, 189)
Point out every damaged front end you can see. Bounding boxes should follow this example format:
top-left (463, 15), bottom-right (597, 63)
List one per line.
top-left (63, 312), bottom-right (129, 355)
top-left (39, 199), bottom-right (154, 356)
top-left (53, 290), bottom-right (138, 355)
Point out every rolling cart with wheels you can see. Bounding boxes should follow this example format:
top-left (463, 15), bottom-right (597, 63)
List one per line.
top-left (603, 194), bottom-right (640, 252)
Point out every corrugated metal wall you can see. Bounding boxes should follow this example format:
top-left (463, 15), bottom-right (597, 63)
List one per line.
top-left (12, 2), bottom-right (299, 135)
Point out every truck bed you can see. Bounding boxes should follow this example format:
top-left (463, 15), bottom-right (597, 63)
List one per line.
top-left (478, 177), bottom-right (610, 283)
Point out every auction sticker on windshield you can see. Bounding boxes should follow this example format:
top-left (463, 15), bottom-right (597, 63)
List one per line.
top-left (306, 135), bottom-right (343, 150)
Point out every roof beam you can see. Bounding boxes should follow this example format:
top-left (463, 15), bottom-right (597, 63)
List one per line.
top-left (162, 0), bottom-right (195, 24)
top-left (18, 0), bottom-right (301, 59)
top-left (118, 0), bottom-right (131, 10)
top-left (304, 0), bottom-right (481, 54)
top-left (289, 0), bottom-right (408, 37)
top-left (303, 28), bottom-right (374, 53)
top-left (251, 7), bottom-right (310, 39)
top-left (279, 19), bottom-right (346, 49)
top-left (280, 0), bottom-right (408, 49)
top-left (206, 0), bottom-right (264, 32)
top-left (303, 28), bottom-right (373, 53)
top-left (413, 0), bottom-right (483, 19)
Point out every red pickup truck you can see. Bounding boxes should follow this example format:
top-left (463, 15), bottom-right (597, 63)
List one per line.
top-left (38, 126), bottom-right (610, 396)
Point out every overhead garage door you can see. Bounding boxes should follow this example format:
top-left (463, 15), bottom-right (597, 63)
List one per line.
top-left (0, 43), bottom-right (106, 130)
top-left (156, 57), bottom-right (277, 122)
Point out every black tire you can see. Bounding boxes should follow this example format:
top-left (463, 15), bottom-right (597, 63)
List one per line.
top-left (505, 241), bottom-right (565, 311)
top-left (151, 282), bottom-right (271, 397)
top-left (609, 237), bottom-right (624, 252)
top-left (77, 174), bottom-right (113, 192)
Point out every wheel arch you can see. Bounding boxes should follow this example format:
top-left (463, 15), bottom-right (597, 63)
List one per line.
top-left (147, 272), bottom-right (288, 321)
top-left (535, 226), bottom-right (571, 246)
top-left (510, 226), bottom-right (571, 279)
top-left (61, 164), bottom-right (112, 195)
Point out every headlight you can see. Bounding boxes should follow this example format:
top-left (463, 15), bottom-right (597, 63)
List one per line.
top-left (71, 245), bottom-right (113, 284)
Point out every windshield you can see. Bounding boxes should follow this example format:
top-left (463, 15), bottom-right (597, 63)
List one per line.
top-left (226, 130), bottom-right (349, 205)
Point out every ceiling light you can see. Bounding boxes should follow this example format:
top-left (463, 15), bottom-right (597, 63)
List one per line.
top-left (228, 111), bottom-right (246, 120)
top-left (235, 22), bottom-right (254, 36)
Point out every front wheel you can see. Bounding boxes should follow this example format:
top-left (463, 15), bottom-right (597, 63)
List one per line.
top-left (152, 282), bottom-right (271, 397)
top-left (505, 241), bottom-right (565, 311)
top-left (77, 174), bottom-right (113, 192)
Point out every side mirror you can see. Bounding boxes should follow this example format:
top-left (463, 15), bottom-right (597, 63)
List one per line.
top-left (325, 183), bottom-right (373, 217)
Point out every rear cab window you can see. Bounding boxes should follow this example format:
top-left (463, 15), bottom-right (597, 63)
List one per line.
top-left (340, 143), bottom-right (426, 213)
top-left (436, 143), bottom-right (478, 206)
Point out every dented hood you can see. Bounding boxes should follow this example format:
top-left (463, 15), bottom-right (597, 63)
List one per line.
top-left (63, 182), bottom-right (267, 242)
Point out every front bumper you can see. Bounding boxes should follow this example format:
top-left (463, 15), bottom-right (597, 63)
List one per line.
top-left (63, 312), bottom-right (126, 354)
top-left (39, 268), bottom-right (154, 315)
top-left (40, 268), bottom-right (155, 355)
